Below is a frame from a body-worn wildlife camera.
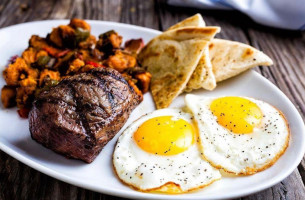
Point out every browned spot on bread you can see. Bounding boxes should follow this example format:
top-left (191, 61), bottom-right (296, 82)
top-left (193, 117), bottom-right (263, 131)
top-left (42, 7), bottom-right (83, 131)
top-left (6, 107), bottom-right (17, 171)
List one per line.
top-left (147, 52), bottom-right (160, 57)
top-left (243, 48), bottom-right (254, 58)
top-left (164, 46), bottom-right (176, 57)
top-left (209, 43), bottom-right (214, 49)
top-left (176, 27), bottom-right (217, 35)
top-left (177, 73), bottom-right (184, 79)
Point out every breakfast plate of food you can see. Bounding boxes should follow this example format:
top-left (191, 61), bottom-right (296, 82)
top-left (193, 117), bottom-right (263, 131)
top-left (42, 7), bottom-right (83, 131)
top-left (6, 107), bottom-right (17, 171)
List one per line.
top-left (0, 15), bottom-right (304, 199)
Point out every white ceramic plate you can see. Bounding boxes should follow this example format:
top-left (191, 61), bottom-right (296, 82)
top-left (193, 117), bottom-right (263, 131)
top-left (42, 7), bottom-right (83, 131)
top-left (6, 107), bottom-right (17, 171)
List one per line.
top-left (0, 20), bottom-right (304, 200)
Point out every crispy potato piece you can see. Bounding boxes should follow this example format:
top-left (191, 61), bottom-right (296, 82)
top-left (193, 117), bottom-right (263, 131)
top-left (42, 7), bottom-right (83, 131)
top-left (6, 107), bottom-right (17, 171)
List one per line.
top-left (135, 72), bottom-right (151, 93)
top-left (16, 77), bottom-right (37, 108)
top-left (36, 50), bottom-right (48, 58)
top-left (16, 86), bottom-right (36, 108)
top-left (79, 35), bottom-right (96, 49)
top-left (124, 38), bottom-right (144, 55)
top-left (79, 64), bottom-right (95, 73)
top-left (53, 51), bottom-right (76, 73)
top-left (22, 47), bottom-right (37, 65)
top-left (90, 49), bottom-right (104, 60)
top-left (39, 69), bottom-right (61, 86)
top-left (69, 18), bottom-right (91, 31)
top-left (3, 58), bottom-right (38, 86)
top-left (29, 35), bottom-right (61, 56)
top-left (1, 85), bottom-right (16, 108)
top-left (96, 30), bottom-right (122, 52)
top-left (67, 58), bottom-right (85, 74)
top-left (127, 79), bottom-right (143, 101)
top-left (19, 77), bottom-right (37, 87)
top-left (59, 25), bottom-right (75, 38)
top-left (29, 35), bottom-right (46, 49)
top-left (49, 27), bottom-right (63, 47)
top-left (106, 51), bottom-right (136, 72)
top-left (59, 25), bottom-right (75, 47)
top-left (22, 48), bottom-right (48, 66)
top-left (77, 49), bottom-right (91, 60)
top-left (109, 32), bottom-right (122, 49)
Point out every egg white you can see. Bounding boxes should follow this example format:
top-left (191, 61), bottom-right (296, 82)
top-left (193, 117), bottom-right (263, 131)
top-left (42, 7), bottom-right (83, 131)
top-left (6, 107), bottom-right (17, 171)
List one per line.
top-left (185, 94), bottom-right (290, 175)
top-left (113, 108), bottom-right (221, 192)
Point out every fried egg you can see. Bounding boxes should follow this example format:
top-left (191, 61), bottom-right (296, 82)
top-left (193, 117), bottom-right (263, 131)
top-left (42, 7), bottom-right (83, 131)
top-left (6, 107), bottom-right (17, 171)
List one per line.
top-left (185, 94), bottom-right (290, 175)
top-left (113, 109), bottom-right (221, 193)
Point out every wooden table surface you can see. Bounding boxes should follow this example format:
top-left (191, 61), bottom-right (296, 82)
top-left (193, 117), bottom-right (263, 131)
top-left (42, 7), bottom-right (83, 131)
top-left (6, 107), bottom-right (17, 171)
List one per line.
top-left (1, 0), bottom-right (305, 199)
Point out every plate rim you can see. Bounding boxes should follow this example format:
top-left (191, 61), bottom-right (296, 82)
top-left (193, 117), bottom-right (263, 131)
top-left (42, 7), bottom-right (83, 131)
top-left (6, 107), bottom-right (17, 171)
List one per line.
top-left (0, 20), bottom-right (304, 200)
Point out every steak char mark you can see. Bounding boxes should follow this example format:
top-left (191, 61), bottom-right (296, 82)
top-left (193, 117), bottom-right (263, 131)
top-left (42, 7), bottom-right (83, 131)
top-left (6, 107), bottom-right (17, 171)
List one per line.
top-left (29, 68), bottom-right (141, 163)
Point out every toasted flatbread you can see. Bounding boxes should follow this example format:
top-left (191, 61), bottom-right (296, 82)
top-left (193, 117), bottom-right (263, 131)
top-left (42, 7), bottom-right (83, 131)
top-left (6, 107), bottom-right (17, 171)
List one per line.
top-left (209, 39), bottom-right (273, 82)
top-left (139, 39), bottom-right (209, 109)
top-left (185, 46), bottom-right (216, 91)
top-left (167, 13), bottom-right (205, 31)
top-left (138, 27), bottom-right (219, 109)
top-left (160, 26), bottom-right (220, 41)
top-left (166, 14), bottom-right (217, 91)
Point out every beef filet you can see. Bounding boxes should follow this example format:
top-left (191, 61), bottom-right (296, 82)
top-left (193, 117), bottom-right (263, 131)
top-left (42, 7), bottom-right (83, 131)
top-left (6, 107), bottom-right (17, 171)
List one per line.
top-left (29, 68), bottom-right (141, 163)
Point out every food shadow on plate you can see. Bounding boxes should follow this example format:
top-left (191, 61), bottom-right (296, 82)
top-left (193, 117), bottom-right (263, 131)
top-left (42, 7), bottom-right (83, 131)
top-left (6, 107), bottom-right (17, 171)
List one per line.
top-left (11, 135), bottom-right (85, 167)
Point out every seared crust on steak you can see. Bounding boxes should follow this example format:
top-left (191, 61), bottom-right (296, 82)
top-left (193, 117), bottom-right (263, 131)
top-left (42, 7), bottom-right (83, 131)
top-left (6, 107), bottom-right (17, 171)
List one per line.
top-left (29, 68), bottom-right (141, 163)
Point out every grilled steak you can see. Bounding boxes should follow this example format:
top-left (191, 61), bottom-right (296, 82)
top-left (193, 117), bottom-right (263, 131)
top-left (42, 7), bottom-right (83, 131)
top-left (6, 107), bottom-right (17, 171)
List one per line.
top-left (29, 68), bottom-right (141, 163)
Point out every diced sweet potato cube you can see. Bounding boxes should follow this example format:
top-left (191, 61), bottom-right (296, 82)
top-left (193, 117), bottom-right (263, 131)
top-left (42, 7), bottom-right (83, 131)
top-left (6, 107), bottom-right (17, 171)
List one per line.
top-left (59, 25), bottom-right (75, 47)
top-left (49, 27), bottom-right (63, 47)
top-left (69, 18), bottom-right (91, 31)
top-left (109, 33), bottom-right (122, 49)
top-left (30, 35), bottom-right (61, 56)
top-left (29, 35), bottom-right (48, 49)
top-left (124, 38), bottom-right (144, 55)
top-left (59, 25), bottom-right (75, 37)
top-left (16, 85), bottom-right (36, 108)
top-left (1, 85), bottom-right (16, 108)
top-left (78, 35), bottom-right (96, 49)
top-left (67, 58), bottom-right (85, 74)
top-left (79, 64), bottom-right (95, 73)
top-left (135, 72), bottom-right (151, 93)
top-left (3, 58), bottom-right (38, 86)
top-left (39, 69), bottom-right (61, 86)
top-left (22, 47), bottom-right (37, 65)
top-left (96, 30), bottom-right (122, 52)
top-left (106, 51), bottom-right (136, 73)
top-left (19, 77), bottom-right (37, 87)
top-left (36, 50), bottom-right (48, 58)
top-left (128, 80), bottom-right (143, 101)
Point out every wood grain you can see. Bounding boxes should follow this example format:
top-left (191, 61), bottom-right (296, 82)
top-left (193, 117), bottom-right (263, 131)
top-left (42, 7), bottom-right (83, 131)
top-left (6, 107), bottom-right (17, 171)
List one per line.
top-left (0, 0), bottom-right (305, 199)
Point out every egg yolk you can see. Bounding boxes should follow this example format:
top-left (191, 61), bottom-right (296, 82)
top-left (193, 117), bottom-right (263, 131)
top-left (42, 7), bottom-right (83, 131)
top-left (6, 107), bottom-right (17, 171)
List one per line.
top-left (134, 116), bottom-right (195, 155)
top-left (210, 97), bottom-right (263, 134)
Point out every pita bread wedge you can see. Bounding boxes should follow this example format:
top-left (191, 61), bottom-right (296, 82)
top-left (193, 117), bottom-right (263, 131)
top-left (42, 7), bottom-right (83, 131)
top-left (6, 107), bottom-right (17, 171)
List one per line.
top-left (160, 26), bottom-right (220, 41)
top-left (167, 14), bottom-right (205, 31)
top-left (166, 14), bottom-right (217, 91)
top-left (184, 46), bottom-right (216, 91)
top-left (138, 27), bottom-right (219, 109)
top-left (209, 39), bottom-right (273, 82)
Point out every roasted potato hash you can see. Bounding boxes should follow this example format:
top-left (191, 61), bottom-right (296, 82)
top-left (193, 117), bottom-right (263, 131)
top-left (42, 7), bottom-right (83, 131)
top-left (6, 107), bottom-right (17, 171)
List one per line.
top-left (1, 19), bottom-right (149, 118)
